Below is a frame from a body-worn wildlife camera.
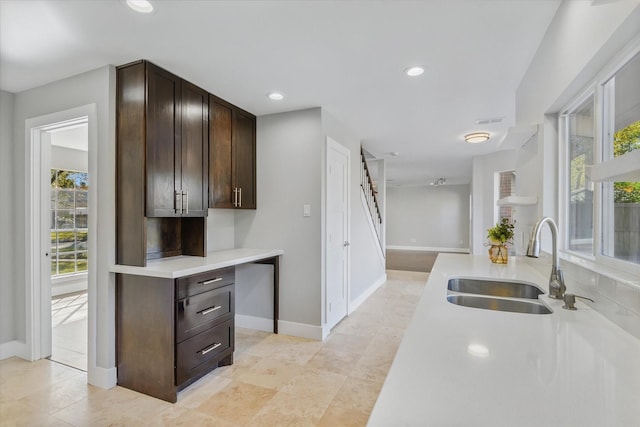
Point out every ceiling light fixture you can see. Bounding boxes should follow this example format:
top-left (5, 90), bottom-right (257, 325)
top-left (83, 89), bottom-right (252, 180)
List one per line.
top-left (126, 0), bottom-right (154, 13)
top-left (404, 66), bottom-right (424, 77)
top-left (464, 132), bottom-right (490, 143)
top-left (267, 92), bottom-right (284, 101)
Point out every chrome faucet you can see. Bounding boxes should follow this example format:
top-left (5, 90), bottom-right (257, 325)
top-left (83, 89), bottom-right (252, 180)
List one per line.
top-left (526, 217), bottom-right (566, 299)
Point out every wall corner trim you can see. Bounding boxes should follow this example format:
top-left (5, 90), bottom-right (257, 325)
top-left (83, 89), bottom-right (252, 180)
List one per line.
top-left (0, 340), bottom-right (28, 361)
top-left (88, 365), bottom-right (117, 390)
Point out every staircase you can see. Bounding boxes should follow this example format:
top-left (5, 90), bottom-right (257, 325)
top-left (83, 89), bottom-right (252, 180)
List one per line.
top-left (360, 147), bottom-right (383, 250)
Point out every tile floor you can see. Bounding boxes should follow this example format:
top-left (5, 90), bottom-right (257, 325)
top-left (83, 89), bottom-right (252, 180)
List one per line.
top-left (0, 274), bottom-right (427, 426)
top-left (51, 292), bottom-right (88, 372)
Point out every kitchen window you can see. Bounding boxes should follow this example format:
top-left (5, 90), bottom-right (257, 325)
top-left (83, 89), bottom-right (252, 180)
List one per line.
top-left (560, 49), bottom-right (640, 272)
top-left (51, 169), bottom-right (89, 277)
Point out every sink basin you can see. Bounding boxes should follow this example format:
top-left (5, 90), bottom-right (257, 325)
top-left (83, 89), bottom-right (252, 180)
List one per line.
top-left (447, 278), bottom-right (544, 299)
top-left (447, 294), bottom-right (552, 315)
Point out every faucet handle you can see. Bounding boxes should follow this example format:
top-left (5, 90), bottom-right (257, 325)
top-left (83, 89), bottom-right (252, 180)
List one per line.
top-left (562, 293), bottom-right (595, 310)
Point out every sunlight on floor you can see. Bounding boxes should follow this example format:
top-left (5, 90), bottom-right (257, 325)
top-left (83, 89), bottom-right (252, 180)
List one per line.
top-left (51, 292), bottom-right (87, 371)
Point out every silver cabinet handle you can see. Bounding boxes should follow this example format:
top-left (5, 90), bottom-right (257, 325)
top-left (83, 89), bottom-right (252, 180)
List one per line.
top-left (233, 188), bottom-right (238, 207)
top-left (239, 187), bottom-right (242, 208)
top-left (200, 342), bottom-right (222, 355)
top-left (175, 191), bottom-right (183, 214)
top-left (182, 190), bottom-right (188, 214)
top-left (200, 305), bottom-right (222, 315)
top-left (200, 277), bottom-right (222, 285)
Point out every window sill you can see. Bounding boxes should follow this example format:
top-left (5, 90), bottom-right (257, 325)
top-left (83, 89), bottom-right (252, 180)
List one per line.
top-left (52, 272), bottom-right (88, 285)
top-left (588, 149), bottom-right (640, 182)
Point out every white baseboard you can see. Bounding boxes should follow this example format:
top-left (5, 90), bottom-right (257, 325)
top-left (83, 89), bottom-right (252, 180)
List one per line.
top-left (386, 245), bottom-right (470, 253)
top-left (236, 314), bottom-right (274, 333)
top-left (88, 365), bottom-right (117, 389)
top-left (349, 274), bottom-right (386, 315)
top-left (0, 340), bottom-right (28, 361)
top-left (277, 320), bottom-right (323, 341)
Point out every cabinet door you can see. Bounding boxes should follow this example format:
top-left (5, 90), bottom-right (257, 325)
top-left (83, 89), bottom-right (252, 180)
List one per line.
top-left (181, 81), bottom-right (209, 216)
top-left (209, 97), bottom-right (234, 208)
top-left (146, 63), bottom-right (181, 217)
top-left (233, 109), bottom-right (256, 209)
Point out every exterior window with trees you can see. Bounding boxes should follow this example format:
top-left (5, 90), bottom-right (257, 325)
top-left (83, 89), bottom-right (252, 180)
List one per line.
top-left (562, 49), bottom-right (639, 269)
top-left (51, 169), bottom-right (88, 276)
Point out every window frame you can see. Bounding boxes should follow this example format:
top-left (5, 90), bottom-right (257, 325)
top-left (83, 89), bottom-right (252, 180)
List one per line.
top-left (559, 42), bottom-right (640, 277)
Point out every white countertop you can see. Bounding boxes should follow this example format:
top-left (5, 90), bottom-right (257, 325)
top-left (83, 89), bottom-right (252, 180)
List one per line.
top-left (110, 248), bottom-right (283, 278)
top-left (368, 254), bottom-right (640, 427)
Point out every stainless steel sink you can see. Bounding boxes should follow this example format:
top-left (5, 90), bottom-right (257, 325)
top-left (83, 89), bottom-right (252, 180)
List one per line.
top-left (447, 294), bottom-right (552, 315)
top-left (447, 278), bottom-right (543, 299)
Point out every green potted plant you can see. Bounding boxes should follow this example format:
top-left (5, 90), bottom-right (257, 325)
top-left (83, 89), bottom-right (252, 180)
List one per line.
top-left (486, 218), bottom-right (515, 263)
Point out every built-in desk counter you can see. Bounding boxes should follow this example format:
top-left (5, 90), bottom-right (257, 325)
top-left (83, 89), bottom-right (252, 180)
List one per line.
top-left (111, 248), bottom-right (282, 402)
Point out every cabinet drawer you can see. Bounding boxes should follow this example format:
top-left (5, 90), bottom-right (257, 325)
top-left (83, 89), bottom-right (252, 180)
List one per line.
top-left (177, 266), bottom-right (234, 299)
top-left (176, 284), bottom-right (234, 342)
top-left (176, 319), bottom-right (233, 385)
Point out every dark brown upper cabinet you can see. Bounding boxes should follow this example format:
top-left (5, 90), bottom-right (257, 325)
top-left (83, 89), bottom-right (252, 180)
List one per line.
top-left (209, 95), bottom-right (256, 209)
top-left (117, 60), bottom-right (208, 265)
top-left (145, 62), bottom-right (209, 217)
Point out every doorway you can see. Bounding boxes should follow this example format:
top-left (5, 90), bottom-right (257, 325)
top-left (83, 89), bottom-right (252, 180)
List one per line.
top-left (48, 120), bottom-right (89, 370)
top-left (25, 105), bottom-right (96, 373)
top-left (326, 137), bottom-right (350, 330)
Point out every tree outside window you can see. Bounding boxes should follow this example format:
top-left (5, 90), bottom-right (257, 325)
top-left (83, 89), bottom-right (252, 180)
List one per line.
top-left (51, 169), bottom-right (89, 276)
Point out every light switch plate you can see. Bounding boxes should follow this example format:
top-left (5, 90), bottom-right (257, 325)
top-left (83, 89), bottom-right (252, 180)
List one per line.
top-left (303, 204), bottom-right (311, 217)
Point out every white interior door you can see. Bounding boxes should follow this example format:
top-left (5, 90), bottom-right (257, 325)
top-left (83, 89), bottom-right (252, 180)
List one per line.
top-left (326, 138), bottom-right (350, 330)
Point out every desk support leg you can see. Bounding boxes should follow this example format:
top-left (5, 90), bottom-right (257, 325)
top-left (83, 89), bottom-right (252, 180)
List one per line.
top-left (255, 256), bottom-right (279, 334)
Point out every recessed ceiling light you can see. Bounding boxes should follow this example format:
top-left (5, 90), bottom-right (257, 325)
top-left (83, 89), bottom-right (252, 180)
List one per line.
top-left (267, 92), bottom-right (284, 101)
top-left (404, 66), bottom-right (425, 77)
top-left (464, 132), bottom-right (490, 143)
top-left (126, 0), bottom-right (154, 13)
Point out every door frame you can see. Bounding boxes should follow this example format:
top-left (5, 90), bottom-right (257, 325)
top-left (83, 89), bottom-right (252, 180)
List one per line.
top-left (324, 137), bottom-right (351, 333)
top-left (25, 104), bottom-right (97, 371)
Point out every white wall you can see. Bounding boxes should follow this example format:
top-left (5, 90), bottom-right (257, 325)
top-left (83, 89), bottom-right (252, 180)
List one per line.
top-left (206, 209), bottom-right (236, 252)
top-left (386, 184), bottom-right (470, 250)
top-left (11, 66), bottom-right (116, 387)
top-left (517, 1), bottom-right (640, 124)
top-left (235, 108), bottom-right (323, 330)
top-left (471, 150), bottom-right (517, 255)
top-left (51, 145), bottom-right (88, 172)
top-left (0, 90), bottom-right (15, 346)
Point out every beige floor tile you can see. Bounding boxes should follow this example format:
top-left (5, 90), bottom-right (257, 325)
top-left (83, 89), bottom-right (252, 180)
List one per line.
top-left (279, 368), bottom-right (346, 406)
top-left (53, 385), bottom-right (172, 426)
top-left (233, 357), bottom-right (305, 390)
top-left (153, 404), bottom-right (241, 426)
top-left (0, 359), bottom-right (82, 401)
top-left (196, 380), bottom-right (277, 425)
top-left (176, 372), bottom-right (234, 409)
top-left (0, 399), bottom-right (74, 427)
top-left (317, 403), bottom-right (370, 427)
top-left (305, 347), bottom-right (363, 376)
top-left (246, 334), bottom-right (323, 365)
top-left (321, 333), bottom-right (373, 354)
top-left (16, 373), bottom-right (92, 415)
top-left (331, 377), bottom-right (383, 413)
top-left (249, 390), bottom-right (331, 427)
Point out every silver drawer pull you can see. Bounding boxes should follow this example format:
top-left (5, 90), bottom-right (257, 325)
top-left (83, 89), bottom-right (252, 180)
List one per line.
top-left (200, 342), bottom-right (222, 355)
top-left (200, 305), bottom-right (222, 315)
top-left (201, 277), bottom-right (223, 285)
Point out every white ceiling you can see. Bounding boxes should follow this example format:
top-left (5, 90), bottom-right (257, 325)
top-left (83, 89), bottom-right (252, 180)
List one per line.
top-left (0, 0), bottom-right (562, 186)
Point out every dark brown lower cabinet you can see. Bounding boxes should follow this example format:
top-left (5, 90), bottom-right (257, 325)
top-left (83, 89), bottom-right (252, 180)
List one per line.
top-left (117, 267), bottom-right (235, 403)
